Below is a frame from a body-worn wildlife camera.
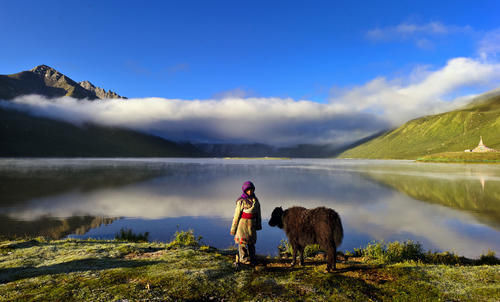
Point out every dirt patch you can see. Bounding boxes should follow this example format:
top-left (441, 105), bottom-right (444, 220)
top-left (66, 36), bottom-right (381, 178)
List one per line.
top-left (344, 268), bottom-right (395, 285)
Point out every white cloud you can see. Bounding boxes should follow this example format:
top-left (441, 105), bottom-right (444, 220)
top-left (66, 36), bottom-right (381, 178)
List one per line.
top-left (330, 57), bottom-right (500, 125)
top-left (1, 56), bottom-right (499, 145)
top-left (366, 21), bottom-right (473, 41)
top-left (0, 94), bottom-right (388, 146)
top-left (479, 28), bottom-right (500, 60)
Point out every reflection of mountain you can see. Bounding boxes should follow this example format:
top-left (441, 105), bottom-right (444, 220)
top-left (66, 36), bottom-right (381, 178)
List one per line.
top-left (0, 215), bottom-right (117, 239)
top-left (0, 162), bottom-right (170, 206)
top-left (365, 172), bottom-right (500, 229)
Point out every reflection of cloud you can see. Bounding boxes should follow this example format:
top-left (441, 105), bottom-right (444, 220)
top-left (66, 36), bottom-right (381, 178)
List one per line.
top-left (336, 193), bottom-right (500, 257)
top-left (6, 179), bottom-right (498, 257)
top-left (2, 158), bottom-right (499, 257)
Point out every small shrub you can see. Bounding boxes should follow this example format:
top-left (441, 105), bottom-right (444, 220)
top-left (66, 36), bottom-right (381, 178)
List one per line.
top-left (478, 250), bottom-right (500, 265)
top-left (277, 239), bottom-right (292, 257)
top-left (362, 241), bottom-right (386, 261)
top-left (304, 244), bottom-right (323, 258)
top-left (115, 228), bottom-right (149, 242)
top-left (351, 248), bottom-right (363, 257)
top-left (166, 229), bottom-right (202, 248)
top-left (386, 241), bottom-right (424, 263)
top-left (357, 240), bottom-right (425, 264)
top-left (424, 251), bottom-right (461, 265)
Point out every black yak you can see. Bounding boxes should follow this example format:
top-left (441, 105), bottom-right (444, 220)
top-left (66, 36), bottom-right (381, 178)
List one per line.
top-left (268, 206), bottom-right (343, 271)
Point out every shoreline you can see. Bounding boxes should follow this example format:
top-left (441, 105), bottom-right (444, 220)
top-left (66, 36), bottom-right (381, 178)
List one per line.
top-left (416, 151), bottom-right (500, 164)
top-left (1, 236), bottom-right (498, 301)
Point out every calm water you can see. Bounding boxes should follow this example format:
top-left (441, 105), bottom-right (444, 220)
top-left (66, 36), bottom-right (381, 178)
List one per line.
top-left (1, 158), bottom-right (499, 258)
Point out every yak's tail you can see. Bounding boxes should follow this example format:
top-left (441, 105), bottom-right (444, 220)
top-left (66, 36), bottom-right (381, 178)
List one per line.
top-left (330, 210), bottom-right (344, 248)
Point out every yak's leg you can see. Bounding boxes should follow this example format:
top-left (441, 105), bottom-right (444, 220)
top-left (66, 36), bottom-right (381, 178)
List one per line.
top-left (299, 246), bottom-right (305, 266)
top-left (326, 244), bottom-right (337, 272)
top-left (333, 243), bottom-right (337, 270)
top-left (291, 244), bottom-right (297, 267)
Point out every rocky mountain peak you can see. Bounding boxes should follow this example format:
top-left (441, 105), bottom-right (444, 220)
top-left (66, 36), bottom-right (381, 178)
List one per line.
top-left (78, 80), bottom-right (126, 99)
top-left (30, 64), bottom-right (56, 73)
top-left (79, 80), bottom-right (96, 90)
top-left (29, 64), bottom-right (69, 85)
top-left (30, 65), bottom-right (61, 77)
top-left (1, 65), bottom-right (126, 100)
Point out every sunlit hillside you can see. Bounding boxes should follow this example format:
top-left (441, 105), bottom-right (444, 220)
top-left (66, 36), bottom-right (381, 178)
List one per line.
top-left (339, 90), bottom-right (500, 159)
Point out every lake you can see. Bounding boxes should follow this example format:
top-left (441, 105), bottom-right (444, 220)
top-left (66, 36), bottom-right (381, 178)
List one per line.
top-left (1, 158), bottom-right (499, 258)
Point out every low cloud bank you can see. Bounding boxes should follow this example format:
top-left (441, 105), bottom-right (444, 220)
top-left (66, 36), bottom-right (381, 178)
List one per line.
top-left (330, 57), bottom-right (500, 125)
top-left (1, 56), bottom-right (499, 145)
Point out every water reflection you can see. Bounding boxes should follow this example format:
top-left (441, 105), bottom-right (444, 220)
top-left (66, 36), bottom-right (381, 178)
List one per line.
top-left (0, 158), bottom-right (499, 257)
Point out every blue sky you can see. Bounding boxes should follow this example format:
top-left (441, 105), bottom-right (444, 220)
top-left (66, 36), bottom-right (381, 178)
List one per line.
top-left (1, 0), bottom-right (500, 145)
top-left (1, 0), bottom-right (498, 100)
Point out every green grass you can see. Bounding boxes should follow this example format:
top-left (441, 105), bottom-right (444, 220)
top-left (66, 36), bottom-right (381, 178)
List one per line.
top-left (338, 93), bottom-right (500, 159)
top-left (417, 151), bottom-right (500, 163)
top-left (0, 236), bottom-right (498, 301)
top-left (353, 240), bottom-right (500, 265)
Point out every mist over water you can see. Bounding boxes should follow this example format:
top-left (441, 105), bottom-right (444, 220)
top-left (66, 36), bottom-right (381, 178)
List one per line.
top-left (1, 158), bottom-right (499, 257)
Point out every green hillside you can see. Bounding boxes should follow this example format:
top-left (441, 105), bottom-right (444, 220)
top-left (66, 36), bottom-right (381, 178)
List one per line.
top-left (0, 107), bottom-right (202, 157)
top-left (339, 91), bottom-right (500, 159)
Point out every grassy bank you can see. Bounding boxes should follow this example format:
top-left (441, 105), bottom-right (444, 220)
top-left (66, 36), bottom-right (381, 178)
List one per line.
top-left (1, 234), bottom-right (499, 301)
top-left (223, 157), bottom-right (291, 160)
top-left (417, 152), bottom-right (500, 163)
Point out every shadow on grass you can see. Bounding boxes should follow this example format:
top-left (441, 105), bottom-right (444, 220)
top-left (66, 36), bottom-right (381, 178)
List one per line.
top-left (1, 239), bottom-right (134, 250)
top-left (251, 259), bottom-right (385, 300)
top-left (1, 239), bottom-right (41, 250)
top-left (0, 258), bottom-right (161, 284)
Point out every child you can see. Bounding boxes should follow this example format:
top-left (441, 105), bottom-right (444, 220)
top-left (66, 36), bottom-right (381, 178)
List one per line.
top-left (230, 181), bottom-right (262, 265)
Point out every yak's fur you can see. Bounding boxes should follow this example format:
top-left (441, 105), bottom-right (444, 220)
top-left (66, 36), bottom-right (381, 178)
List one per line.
top-left (269, 206), bottom-right (343, 271)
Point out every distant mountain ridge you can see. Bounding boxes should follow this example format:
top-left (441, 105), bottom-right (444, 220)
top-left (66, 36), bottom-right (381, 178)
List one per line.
top-left (0, 65), bottom-right (375, 158)
top-left (0, 65), bottom-right (126, 100)
top-left (0, 65), bottom-right (202, 157)
top-left (338, 88), bottom-right (500, 159)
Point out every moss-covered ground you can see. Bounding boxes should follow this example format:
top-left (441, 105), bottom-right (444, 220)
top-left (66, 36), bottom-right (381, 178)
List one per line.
top-left (0, 237), bottom-right (498, 301)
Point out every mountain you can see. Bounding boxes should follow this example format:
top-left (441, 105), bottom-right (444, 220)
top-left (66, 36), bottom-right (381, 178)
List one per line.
top-left (0, 65), bottom-right (125, 100)
top-left (0, 65), bottom-right (202, 157)
top-left (0, 215), bottom-right (117, 240)
top-left (195, 140), bottom-right (371, 158)
top-left (0, 107), bottom-right (203, 157)
top-left (338, 89), bottom-right (500, 159)
top-left (78, 80), bottom-right (124, 99)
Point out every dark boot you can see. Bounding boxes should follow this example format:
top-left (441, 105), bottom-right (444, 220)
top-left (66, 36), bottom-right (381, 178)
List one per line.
top-left (239, 244), bottom-right (251, 264)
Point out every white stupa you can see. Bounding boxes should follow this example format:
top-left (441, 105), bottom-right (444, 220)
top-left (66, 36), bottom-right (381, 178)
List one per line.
top-left (471, 136), bottom-right (497, 153)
